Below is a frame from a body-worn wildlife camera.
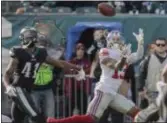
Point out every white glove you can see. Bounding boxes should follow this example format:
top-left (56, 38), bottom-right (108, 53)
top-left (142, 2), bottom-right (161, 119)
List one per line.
top-left (5, 85), bottom-right (17, 97)
top-left (133, 28), bottom-right (144, 45)
top-left (75, 68), bottom-right (86, 81)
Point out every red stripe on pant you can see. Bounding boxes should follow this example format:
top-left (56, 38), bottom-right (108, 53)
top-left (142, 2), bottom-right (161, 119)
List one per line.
top-left (47, 115), bottom-right (94, 123)
top-left (89, 90), bottom-right (103, 116)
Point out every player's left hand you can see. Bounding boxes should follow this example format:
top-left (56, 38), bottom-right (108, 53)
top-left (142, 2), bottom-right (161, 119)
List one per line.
top-left (133, 28), bottom-right (144, 45)
top-left (5, 85), bottom-right (17, 97)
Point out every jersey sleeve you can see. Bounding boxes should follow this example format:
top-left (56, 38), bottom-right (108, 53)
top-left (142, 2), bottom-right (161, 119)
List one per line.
top-left (9, 47), bottom-right (18, 58)
top-left (127, 44), bottom-right (144, 64)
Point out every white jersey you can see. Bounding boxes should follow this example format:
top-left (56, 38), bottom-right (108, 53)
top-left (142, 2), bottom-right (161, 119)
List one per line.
top-left (95, 48), bottom-right (122, 95)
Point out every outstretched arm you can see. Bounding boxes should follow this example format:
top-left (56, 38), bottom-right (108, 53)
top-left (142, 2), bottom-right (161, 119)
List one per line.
top-left (45, 56), bottom-right (81, 71)
top-left (127, 43), bottom-right (144, 64)
top-left (127, 28), bottom-right (144, 64)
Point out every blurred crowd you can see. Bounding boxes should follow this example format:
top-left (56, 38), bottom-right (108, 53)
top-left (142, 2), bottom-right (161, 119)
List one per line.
top-left (2, 1), bottom-right (167, 15)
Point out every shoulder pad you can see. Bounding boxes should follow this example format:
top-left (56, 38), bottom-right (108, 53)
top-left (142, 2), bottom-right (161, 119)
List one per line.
top-left (9, 46), bottom-right (21, 58)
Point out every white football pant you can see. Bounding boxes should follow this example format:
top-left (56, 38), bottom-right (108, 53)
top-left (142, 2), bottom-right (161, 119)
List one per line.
top-left (86, 90), bottom-right (135, 119)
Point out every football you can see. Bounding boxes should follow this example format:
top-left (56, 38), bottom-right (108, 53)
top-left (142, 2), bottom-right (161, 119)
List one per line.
top-left (98, 3), bottom-right (116, 16)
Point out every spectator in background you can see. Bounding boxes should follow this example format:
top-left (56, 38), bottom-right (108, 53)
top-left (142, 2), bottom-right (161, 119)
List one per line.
top-left (89, 29), bottom-right (107, 79)
top-left (16, 1), bottom-right (51, 14)
top-left (71, 43), bottom-right (91, 74)
top-left (138, 37), bottom-right (167, 107)
top-left (16, 7), bottom-right (25, 14)
top-left (30, 34), bottom-right (56, 118)
top-left (147, 44), bottom-right (156, 55)
top-left (65, 43), bottom-right (91, 115)
top-left (138, 44), bottom-right (155, 109)
top-left (123, 1), bottom-right (142, 14)
top-left (141, 2), bottom-right (153, 13)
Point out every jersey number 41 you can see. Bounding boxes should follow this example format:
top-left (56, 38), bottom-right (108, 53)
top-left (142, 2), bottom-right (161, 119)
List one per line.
top-left (21, 62), bottom-right (40, 78)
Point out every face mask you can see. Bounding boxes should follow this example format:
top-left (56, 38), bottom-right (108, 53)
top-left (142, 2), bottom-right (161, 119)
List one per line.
top-left (27, 42), bottom-right (35, 48)
top-left (22, 40), bottom-right (35, 48)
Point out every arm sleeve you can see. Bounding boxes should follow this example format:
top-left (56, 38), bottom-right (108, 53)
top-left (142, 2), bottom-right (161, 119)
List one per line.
top-left (138, 56), bottom-right (150, 91)
top-left (127, 44), bottom-right (144, 64)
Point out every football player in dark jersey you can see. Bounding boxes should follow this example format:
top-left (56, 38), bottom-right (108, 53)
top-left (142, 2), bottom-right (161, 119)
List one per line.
top-left (3, 27), bottom-right (81, 123)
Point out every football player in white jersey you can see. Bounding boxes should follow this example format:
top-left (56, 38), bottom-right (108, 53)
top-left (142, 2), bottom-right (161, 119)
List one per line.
top-left (47, 47), bottom-right (140, 123)
top-left (106, 28), bottom-right (144, 97)
top-left (134, 64), bottom-right (167, 122)
top-left (86, 28), bottom-right (144, 122)
top-left (86, 47), bottom-right (141, 121)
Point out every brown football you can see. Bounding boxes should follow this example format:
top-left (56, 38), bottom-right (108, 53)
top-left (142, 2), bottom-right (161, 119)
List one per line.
top-left (98, 3), bottom-right (116, 16)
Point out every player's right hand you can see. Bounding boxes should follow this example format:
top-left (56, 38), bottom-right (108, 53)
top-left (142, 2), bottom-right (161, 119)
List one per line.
top-left (5, 85), bottom-right (17, 97)
top-left (75, 68), bottom-right (86, 81)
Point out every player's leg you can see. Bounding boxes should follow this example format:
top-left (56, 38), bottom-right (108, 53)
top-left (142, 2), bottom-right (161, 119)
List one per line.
top-left (30, 90), bottom-right (41, 114)
top-left (12, 87), bottom-right (46, 123)
top-left (43, 89), bottom-right (55, 117)
top-left (135, 87), bottom-right (167, 122)
top-left (86, 90), bottom-right (114, 121)
top-left (47, 90), bottom-right (113, 123)
top-left (47, 115), bottom-right (94, 123)
top-left (134, 103), bottom-right (159, 122)
top-left (11, 102), bottom-right (25, 123)
top-left (109, 93), bottom-right (140, 119)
